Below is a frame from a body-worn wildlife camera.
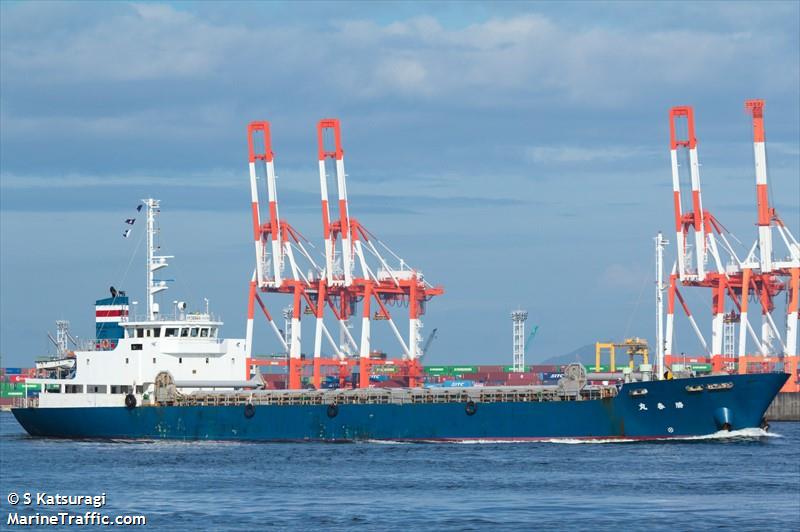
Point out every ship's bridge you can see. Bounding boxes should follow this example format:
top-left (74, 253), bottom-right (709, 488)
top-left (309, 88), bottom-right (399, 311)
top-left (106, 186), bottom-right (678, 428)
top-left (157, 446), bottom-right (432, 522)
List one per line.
top-left (122, 314), bottom-right (223, 342)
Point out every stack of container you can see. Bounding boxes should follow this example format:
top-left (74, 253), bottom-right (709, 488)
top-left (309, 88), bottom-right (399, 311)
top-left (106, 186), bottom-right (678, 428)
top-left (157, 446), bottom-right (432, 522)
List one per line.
top-left (1, 367), bottom-right (38, 408)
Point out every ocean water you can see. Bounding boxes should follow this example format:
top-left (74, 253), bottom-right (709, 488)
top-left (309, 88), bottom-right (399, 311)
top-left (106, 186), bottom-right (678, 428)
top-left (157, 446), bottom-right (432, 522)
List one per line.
top-left (1, 412), bottom-right (798, 531)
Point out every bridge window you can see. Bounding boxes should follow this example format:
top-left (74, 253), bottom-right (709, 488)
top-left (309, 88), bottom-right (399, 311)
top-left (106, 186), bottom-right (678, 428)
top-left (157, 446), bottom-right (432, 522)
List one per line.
top-left (165, 328), bottom-right (178, 337)
top-left (153, 328), bottom-right (161, 338)
top-left (65, 384), bottom-right (83, 394)
top-left (180, 328), bottom-right (189, 337)
top-left (200, 328), bottom-right (209, 338)
top-left (211, 328), bottom-right (218, 338)
top-left (136, 328), bottom-right (144, 338)
top-left (145, 329), bottom-right (151, 337)
top-left (190, 327), bottom-right (199, 338)
top-left (88, 385), bottom-right (107, 393)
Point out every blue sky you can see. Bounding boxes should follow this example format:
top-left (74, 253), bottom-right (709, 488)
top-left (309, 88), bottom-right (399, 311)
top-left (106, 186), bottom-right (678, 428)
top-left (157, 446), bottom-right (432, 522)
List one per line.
top-left (1, 1), bottom-right (798, 367)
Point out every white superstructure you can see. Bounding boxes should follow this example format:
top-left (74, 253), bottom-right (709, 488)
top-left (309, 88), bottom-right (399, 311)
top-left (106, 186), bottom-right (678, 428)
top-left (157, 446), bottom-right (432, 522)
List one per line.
top-left (27, 199), bottom-right (250, 408)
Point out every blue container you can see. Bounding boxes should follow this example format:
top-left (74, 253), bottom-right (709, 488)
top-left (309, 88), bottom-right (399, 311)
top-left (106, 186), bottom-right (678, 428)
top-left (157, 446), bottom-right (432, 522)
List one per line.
top-left (442, 380), bottom-right (475, 388)
top-left (5, 368), bottom-right (22, 375)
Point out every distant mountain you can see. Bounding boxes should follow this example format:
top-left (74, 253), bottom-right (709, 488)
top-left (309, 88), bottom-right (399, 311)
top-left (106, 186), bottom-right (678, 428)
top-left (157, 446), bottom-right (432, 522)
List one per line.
top-left (540, 343), bottom-right (597, 365)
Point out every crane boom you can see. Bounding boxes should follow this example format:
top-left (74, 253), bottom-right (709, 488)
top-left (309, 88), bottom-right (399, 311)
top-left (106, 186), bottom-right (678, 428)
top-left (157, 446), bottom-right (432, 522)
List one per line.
top-left (524, 325), bottom-right (539, 355)
top-left (422, 328), bottom-right (438, 355)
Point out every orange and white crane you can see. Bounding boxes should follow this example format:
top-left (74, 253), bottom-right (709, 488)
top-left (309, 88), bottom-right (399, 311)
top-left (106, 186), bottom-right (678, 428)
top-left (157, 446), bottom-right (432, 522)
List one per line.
top-left (245, 118), bottom-right (442, 390)
top-left (743, 100), bottom-right (800, 356)
top-left (663, 100), bottom-right (799, 374)
top-left (315, 119), bottom-right (443, 388)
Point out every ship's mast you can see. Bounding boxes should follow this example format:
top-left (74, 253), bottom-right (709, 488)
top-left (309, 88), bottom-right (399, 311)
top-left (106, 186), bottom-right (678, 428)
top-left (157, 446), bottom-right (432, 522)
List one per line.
top-left (143, 198), bottom-right (172, 321)
top-left (654, 232), bottom-right (669, 378)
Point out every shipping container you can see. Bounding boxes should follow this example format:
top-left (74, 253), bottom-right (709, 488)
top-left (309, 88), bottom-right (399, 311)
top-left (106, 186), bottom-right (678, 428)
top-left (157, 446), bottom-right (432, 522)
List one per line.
top-left (441, 380), bottom-right (475, 388)
top-left (530, 365), bottom-right (559, 373)
top-left (4, 368), bottom-right (22, 375)
top-left (586, 365), bottom-right (612, 372)
top-left (503, 373), bottom-right (540, 385)
top-left (502, 365), bottom-right (532, 372)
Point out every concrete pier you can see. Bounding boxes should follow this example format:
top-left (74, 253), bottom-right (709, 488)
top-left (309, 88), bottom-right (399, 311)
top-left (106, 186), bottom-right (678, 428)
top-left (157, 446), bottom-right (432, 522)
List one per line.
top-left (765, 392), bottom-right (800, 421)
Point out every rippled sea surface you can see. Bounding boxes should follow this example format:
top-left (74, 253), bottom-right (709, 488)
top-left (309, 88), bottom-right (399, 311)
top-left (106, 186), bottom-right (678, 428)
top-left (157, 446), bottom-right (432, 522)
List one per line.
top-left (1, 412), bottom-right (798, 531)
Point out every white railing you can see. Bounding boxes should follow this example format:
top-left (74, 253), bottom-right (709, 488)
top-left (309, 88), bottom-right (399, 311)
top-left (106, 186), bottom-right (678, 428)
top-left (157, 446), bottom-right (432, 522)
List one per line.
top-left (122, 311), bottom-right (222, 323)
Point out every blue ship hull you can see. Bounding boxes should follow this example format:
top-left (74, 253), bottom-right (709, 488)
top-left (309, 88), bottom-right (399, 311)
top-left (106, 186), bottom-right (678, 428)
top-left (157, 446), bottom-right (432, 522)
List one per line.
top-left (12, 373), bottom-right (788, 441)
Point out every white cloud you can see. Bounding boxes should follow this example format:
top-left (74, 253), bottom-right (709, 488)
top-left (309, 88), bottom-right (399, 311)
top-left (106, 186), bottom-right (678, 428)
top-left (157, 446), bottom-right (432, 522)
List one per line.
top-left (0, 170), bottom-right (240, 189)
top-left (524, 146), bottom-right (656, 164)
top-left (2, 6), bottom-right (796, 106)
top-left (1, 3), bottom-right (244, 81)
top-left (600, 263), bottom-right (650, 291)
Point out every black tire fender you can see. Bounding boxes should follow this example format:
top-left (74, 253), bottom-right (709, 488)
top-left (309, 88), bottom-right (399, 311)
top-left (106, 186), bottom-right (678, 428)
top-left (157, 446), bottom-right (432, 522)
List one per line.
top-left (327, 403), bottom-right (339, 418)
top-left (124, 393), bottom-right (137, 409)
top-left (465, 400), bottom-right (477, 416)
top-left (244, 403), bottom-right (256, 419)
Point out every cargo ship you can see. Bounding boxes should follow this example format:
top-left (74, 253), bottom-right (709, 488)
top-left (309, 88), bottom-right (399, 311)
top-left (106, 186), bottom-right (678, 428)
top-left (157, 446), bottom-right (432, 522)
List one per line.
top-left (10, 197), bottom-right (789, 441)
top-left (10, 108), bottom-right (797, 440)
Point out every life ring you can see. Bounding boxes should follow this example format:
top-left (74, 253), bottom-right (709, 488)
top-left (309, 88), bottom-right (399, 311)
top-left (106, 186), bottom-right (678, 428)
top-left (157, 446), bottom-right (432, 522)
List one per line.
top-left (465, 400), bottom-right (477, 416)
top-left (100, 339), bottom-right (110, 349)
top-left (327, 403), bottom-right (339, 418)
top-left (244, 403), bottom-right (255, 419)
top-left (124, 393), bottom-right (137, 409)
